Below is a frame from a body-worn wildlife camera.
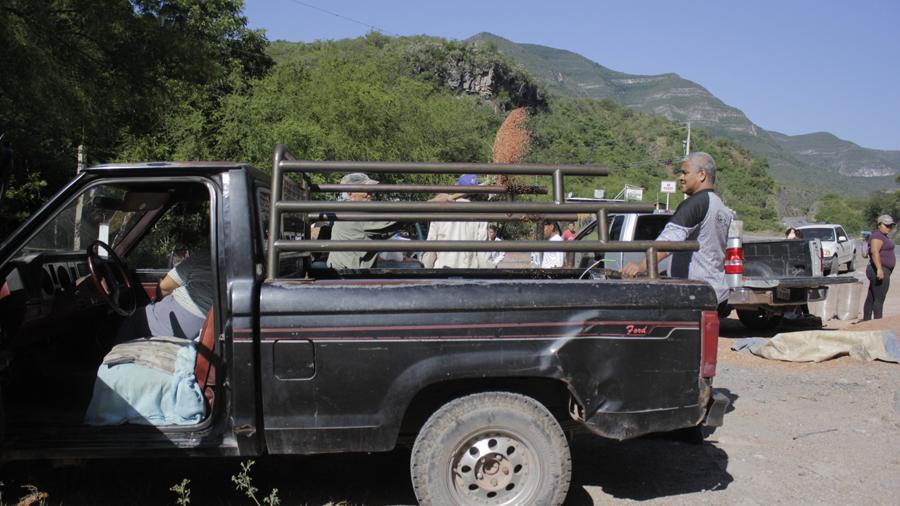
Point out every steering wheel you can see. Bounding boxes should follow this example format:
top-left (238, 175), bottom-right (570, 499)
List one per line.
top-left (87, 240), bottom-right (136, 316)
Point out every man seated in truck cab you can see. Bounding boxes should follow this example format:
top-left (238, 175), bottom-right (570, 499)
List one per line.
top-left (115, 244), bottom-right (212, 343)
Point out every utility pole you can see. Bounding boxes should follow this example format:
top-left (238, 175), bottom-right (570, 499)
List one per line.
top-left (73, 144), bottom-right (87, 250)
top-left (77, 144), bottom-right (86, 173)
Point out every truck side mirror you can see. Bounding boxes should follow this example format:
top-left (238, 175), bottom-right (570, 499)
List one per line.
top-left (838, 236), bottom-right (847, 242)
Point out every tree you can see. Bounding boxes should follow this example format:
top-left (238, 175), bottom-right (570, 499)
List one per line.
top-left (0, 0), bottom-right (271, 235)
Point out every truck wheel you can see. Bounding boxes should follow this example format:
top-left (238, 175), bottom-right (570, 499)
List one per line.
top-left (737, 309), bottom-right (783, 331)
top-left (410, 392), bottom-right (571, 506)
top-left (846, 252), bottom-right (855, 272)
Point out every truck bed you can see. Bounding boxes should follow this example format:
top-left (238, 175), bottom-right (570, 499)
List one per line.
top-left (244, 276), bottom-right (718, 452)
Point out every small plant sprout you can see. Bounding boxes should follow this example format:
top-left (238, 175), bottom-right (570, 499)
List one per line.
top-left (231, 460), bottom-right (280, 506)
top-left (170, 478), bottom-right (191, 505)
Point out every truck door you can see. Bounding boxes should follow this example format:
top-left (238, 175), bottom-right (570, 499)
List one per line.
top-left (620, 214), bottom-right (672, 274)
top-left (835, 226), bottom-right (852, 265)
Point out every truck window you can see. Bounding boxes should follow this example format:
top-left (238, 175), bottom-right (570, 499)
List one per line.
top-left (608, 215), bottom-right (624, 241)
top-left (256, 186), bottom-right (308, 277)
top-left (18, 184), bottom-right (147, 256)
top-left (128, 194), bottom-right (211, 269)
top-left (800, 228), bottom-right (836, 242)
top-left (634, 215), bottom-right (671, 240)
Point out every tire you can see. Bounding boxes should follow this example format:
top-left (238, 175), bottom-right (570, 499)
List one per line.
top-left (846, 251), bottom-right (855, 272)
top-left (737, 308), bottom-right (783, 331)
top-left (410, 392), bottom-right (571, 506)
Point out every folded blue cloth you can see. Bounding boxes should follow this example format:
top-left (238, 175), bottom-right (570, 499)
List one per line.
top-left (84, 340), bottom-right (206, 426)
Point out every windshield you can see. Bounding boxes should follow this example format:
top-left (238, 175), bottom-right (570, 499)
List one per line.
top-left (800, 228), bottom-right (836, 241)
top-left (20, 185), bottom-right (148, 254)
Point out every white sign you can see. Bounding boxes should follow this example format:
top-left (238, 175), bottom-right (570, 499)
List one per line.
top-left (660, 181), bottom-right (677, 194)
top-left (624, 187), bottom-right (643, 201)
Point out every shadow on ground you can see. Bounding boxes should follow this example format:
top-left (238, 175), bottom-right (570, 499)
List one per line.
top-left (719, 314), bottom-right (824, 339)
top-left (565, 389), bottom-right (738, 504)
top-left (2, 393), bottom-right (741, 505)
top-left (567, 435), bottom-right (732, 503)
top-left (0, 451), bottom-right (419, 506)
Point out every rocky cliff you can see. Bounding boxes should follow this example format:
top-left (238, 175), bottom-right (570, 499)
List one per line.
top-left (468, 32), bottom-right (899, 197)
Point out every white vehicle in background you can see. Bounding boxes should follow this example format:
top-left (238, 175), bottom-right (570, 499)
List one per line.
top-left (797, 224), bottom-right (856, 275)
top-left (573, 211), bottom-right (858, 330)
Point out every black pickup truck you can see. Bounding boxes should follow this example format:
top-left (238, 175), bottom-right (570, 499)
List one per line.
top-left (0, 147), bottom-right (727, 505)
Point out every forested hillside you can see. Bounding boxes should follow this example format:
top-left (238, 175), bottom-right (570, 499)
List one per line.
top-left (0, 3), bottom-right (841, 235)
top-left (466, 32), bottom-right (900, 204)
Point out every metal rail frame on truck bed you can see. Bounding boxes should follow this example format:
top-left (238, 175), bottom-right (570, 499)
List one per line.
top-left (264, 144), bottom-right (699, 279)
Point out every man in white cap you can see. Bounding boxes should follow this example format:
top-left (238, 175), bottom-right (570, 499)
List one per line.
top-left (326, 173), bottom-right (398, 269)
top-left (862, 214), bottom-right (895, 320)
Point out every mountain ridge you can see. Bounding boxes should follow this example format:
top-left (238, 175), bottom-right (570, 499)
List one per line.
top-left (467, 32), bottom-right (899, 198)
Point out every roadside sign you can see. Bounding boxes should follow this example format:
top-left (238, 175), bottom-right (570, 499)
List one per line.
top-left (624, 187), bottom-right (643, 201)
top-left (660, 181), bottom-right (676, 210)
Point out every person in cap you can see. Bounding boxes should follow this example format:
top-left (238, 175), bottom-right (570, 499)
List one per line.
top-left (862, 214), bottom-right (895, 320)
top-left (326, 173), bottom-right (400, 270)
top-left (421, 174), bottom-right (493, 269)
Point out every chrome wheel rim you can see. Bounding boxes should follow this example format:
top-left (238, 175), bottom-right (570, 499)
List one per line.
top-left (448, 430), bottom-right (540, 505)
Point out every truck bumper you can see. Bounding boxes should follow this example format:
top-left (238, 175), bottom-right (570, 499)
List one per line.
top-left (728, 286), bottom-right (827, 307)
top-left (578, 387), bottom-right (729, 440)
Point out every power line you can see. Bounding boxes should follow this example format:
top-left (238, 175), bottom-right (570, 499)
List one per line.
top-left (284, 0), bottom-right (399, 37)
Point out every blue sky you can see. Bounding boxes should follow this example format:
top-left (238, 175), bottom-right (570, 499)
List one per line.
top-left (244, 0), bottom-right (900, 151)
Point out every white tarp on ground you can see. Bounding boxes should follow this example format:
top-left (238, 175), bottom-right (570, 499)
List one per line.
top-left (732, 330), bottom-right (900, 363)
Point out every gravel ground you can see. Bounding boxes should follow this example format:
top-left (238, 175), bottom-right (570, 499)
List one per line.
top-left (1, 260), bottom-right (896, 505)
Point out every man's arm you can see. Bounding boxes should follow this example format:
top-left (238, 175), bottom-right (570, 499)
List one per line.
top-left (159, 254), bottom-right (196, 298)
top-left (622, 193), bottom-right (708, 278)
top-left (158, 273), bottom-right (181, 298)
top-left (622, 251), bottom-right (670, 278)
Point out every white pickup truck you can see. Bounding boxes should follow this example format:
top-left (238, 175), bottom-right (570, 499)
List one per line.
top-left (573, 212), bottom-right (857, 330)
top-left (796, 224), bottom-right (856, 275)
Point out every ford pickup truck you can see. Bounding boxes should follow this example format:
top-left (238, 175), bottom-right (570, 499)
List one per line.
top-left (572, 210), bottom-right (856, 330)
top-left (0, 146), bottom-right (728, 505)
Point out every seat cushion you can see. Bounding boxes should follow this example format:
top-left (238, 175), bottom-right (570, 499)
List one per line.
top-left (84, 338), bottom-right (206, 426)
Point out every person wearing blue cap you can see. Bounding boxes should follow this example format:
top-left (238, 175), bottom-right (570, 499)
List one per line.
top-left (422, 174), bottom-right (493, 269)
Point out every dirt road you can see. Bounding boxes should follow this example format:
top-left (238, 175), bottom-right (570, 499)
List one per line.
top-left (2, 265), bottom-right (897, 505)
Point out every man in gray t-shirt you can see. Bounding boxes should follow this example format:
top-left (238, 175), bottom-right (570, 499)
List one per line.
top-left (623, 152), bottom-right (732, 305)
top-left (116, 250), bottom-right (212, 342)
